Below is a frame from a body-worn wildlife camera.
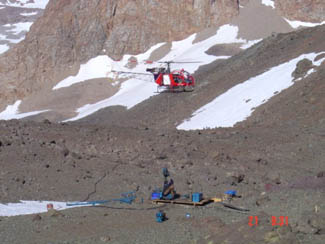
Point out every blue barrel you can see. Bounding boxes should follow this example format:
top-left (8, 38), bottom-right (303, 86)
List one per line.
top-left (192, 192), bottom-right (203, 202)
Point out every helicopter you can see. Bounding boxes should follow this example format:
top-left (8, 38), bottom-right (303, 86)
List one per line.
top-left (146, 61), bottom-right (196, 92)
top-left (112, 60), bottom-right (197, 92)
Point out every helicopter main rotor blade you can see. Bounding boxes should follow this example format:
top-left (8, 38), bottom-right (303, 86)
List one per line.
top-left (173, 61), bottom-right (203, 63)
top-left (111, 70), bottom-right (152, 76)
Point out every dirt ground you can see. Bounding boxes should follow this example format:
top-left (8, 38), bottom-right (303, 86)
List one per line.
top-left (1, 108), bottom-right (325, 243)
top-left (0, 25), bottom-right (325, 244)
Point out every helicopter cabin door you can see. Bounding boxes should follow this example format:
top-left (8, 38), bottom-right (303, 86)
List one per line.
top-left (163, 74), bottom-right (171, 86)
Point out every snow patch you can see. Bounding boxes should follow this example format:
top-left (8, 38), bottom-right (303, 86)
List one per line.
top-left (54, 43), bottom-right (166, 90)
top-left (0, 22), bottom-right (33, 45)
top-left (177, 52), bottom-right (325, 130)
top-left (63, 78), bottom-right (158, 121)
top-left (128, 42), bottom-right (166, 63)
top-left (20, 11), bottom-right (38, 16)
top-left (5, 22), bottom-right (33, 35)
top-left (284, 18), bottom-right (325, 29)
top-left (261, 0), bottom-right (275, 9)
top-left (0, 100), bottom-right (48, 120)
top-left (0, 44), bottom-right (9, 54)
top-left (160, 25), bottom-right (245, 73)
top-left (0, 201), bottom-right (80, 217)
top-left (241, 39), bottom-right (262, 49)
top-left (0, 0), bottom-right (49, 9)
top-left (53, 56), bottom-right (115, 90)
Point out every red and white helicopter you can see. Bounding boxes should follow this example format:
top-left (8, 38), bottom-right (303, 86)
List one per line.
top-left (112, 60), bottom-right (197, 92)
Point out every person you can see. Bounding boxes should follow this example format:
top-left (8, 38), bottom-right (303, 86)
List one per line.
top-left (162, 168), bottom-right (176, 200)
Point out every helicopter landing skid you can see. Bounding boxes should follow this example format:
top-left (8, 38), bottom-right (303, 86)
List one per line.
top-left (184, 85), bottom-right (194, 92)
top-left (156, 85), bottom-right (193, 93)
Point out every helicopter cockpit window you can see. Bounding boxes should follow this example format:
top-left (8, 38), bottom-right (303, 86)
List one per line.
top-left (172, 73), bottom-right (182, 83)
top-left (183, 71), bottom-right (192, 83)
top-left (183, 71), bottom-right (190, 78)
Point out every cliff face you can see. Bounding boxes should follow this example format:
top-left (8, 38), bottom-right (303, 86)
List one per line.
top-left (103, 0), bottom-right (239, 58)
top-left (275, 0), bottom-right (325, 22)
top-left (0, 0), bottom-right (239, 107)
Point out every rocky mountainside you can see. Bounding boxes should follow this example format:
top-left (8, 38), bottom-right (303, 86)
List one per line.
top-left (0, 1), bottom-right (325, 244)
top-left (275, 0), bottom-right (325, 22)
top-left (0, 25), bottom-right (325, 242)
top-left (77, 24), bottom-right (325, 130)
top-left (0, 0), bottom-right (239, 109)
top-left (1, 0), bottom-right (325, 114)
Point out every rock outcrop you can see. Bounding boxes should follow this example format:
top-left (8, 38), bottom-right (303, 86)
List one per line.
top-left (275, 0), bottom-right (325, 22)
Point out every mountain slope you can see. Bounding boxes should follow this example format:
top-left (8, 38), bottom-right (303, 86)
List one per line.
top-left (0, 0), bottom-right (240, 110)
top-left (1, 0), bottom-right (325, 122)
top-left (73, 24), bottom-right (325, 131)
top-left (0, 29), bottom-right (325, 240)
top-left (0, 1), bottom-right (325, 244)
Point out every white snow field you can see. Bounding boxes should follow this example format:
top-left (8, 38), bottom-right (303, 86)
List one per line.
top-left (53, 55), bottom-right (116, 90)
top-left (0, 201), bottom-right (80, 217)
top-left (177, 52), bottom-right (325, 130)
top-left (61, 24), bottom-right (260, 121)
top-left (63, 78), bottom-right (158, 122)
top-left (0, 100), bottom-right (48, 120)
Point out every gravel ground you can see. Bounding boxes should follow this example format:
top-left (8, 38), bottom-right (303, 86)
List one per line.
top-left (1, 25), bottom-right (325, 244)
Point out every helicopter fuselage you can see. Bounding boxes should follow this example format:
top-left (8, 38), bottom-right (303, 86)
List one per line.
top-left (146, 68), bottom-right (195, 92)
